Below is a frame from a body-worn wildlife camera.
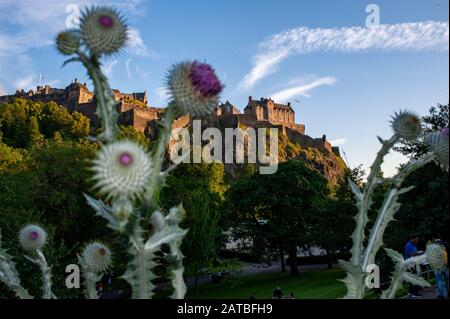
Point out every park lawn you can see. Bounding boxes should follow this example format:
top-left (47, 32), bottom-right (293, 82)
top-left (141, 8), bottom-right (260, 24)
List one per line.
top-left (185, 268), bottom-right (347, 299)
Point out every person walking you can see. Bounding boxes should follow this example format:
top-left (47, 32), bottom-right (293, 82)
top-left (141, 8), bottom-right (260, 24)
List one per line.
top-left (404, 234), bottom-right (422, 298)
top-left (433, 238), bottom-right (449, 299)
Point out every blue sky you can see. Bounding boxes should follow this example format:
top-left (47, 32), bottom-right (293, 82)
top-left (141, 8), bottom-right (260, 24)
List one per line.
top-left (0, 0), bottom-right (448, 176)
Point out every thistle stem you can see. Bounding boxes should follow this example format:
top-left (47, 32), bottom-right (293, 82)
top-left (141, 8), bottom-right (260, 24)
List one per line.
top-left (143, 106), bottom-right (176, 217)
top-left (169, 240), bottom-right (186, 299)
top-left (35, 249), bottom-right (54, 299)
top-left (78, 52), bottom-right (119, 142)
top-left (362, 152), bottom-right (435, 270)
top-left (84, 271), bottom-right (101, 299)
top-left (383, 254), bottom-right (428, 299)
top-left (128, 225), bottom-right (155, 299)
top-left (350, 135), bottom-right (398, 266)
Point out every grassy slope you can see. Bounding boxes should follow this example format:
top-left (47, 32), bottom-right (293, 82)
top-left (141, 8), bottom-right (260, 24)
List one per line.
top-left (185, 268), bottom-right (347, 299)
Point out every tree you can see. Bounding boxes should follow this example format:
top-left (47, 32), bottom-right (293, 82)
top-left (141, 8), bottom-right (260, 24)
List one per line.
top-left (160, 163), bottom-right (226, 297)
top-left (0, 142), bottom-right (24, 170)
top-left (227, 160), bottom-right (329, 276)
top-left (0, 98), bottom-right (90, 149)
top-left (118, 125), bottom-right (151, 149)
top-left (388, 103), bottom-right (449, 246)
top-left (0, 139), bottom-right (111, 298)
top-left (312, 168), bottom-right (358, 268)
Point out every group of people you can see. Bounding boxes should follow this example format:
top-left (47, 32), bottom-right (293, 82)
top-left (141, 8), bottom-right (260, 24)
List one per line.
top-left (404, 234), bottom-right (449, 299)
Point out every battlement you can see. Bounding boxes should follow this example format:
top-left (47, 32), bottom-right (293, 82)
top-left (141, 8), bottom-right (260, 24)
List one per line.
top-left (0, 81), bottom-right (340, 157)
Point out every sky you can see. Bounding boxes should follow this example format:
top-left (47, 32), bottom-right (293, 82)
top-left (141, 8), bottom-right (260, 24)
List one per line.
top-left (0, 0), bottom-right (448, 176)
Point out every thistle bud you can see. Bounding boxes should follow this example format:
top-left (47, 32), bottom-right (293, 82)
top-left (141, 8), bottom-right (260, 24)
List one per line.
top-left (18, 224), bottom-right (47, 251)
top-left (79, 7), bottom-right (128, 56)
top-left (166, 61), bottom-right (223, 117)
top-left (56, 30), bottom-right (81, 55)
top-left (425, 127), bottom-right (449, 172)
top-left (81, 242), bottom-right (112, 273)
top-left (390, 110), bottom-right (422, 140)
top-left (111, 198), bottom-right (134, 221)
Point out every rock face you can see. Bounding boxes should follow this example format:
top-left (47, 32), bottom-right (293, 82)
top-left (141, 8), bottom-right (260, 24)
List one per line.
top-left (276, 133), bottom-right (346, 185)
top-left (292, 147), bottom-right (347, 186)
top-left (191, 116), bottom-right (347, 185)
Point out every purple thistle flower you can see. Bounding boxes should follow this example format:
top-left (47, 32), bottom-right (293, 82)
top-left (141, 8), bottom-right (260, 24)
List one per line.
top-left (189, 62), bottom-right (223, 97)
top-left (442, 127), bottom-right (449, 137)
top-left (99, 15), bottom-right (114, 28)
top-left (29, 231), bottom-right (39, 241)
top-left (118, 152), bottom-right (133, 166)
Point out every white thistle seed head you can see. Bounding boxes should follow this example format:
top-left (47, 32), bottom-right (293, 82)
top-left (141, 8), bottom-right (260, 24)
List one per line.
top-left (390, 110), bottom-right (422, 140)
top-left (18, 224), bottom-right (47, 251)
top-left (91, 140), bottom-right (152, 200)
top-left (81, 242), bottom-right (112, 273)
top-left (79, 7), bottom-right (128, 56)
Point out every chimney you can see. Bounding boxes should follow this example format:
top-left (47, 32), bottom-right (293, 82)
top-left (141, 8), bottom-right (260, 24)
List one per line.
top-left (322, 134), bottom-right (326, 142)
top-left (248, 96), bottom-right (252, 101)
top-left (287, 102), bottom-right (291, 107)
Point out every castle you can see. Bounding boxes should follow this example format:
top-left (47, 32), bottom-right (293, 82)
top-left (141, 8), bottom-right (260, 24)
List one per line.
top-left (0, 80), bottom-right (340, 157)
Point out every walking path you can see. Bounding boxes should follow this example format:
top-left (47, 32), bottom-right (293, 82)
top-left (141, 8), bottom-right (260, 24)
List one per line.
top-left (401, 286), bottom-right (444, 299)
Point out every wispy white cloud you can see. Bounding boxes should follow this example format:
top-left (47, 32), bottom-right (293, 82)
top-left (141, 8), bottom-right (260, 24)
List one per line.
top-left (329, 138), bottom-right (348, 146)
top-left (135, 65), bottom-right (150, 81)
top-left (126, 27), bottom-right (157, 58)
top-left (155, 86), bottom-right (169, 102)
top-left (239, 21), bottom-right (449, 91)
top-left (238, 50), bottom-right (288, 92)
top-left (0, 84), bottom-right (6, 96)
top-left (101, 59), bottom-right (119, 78)
top-left (14, 75), bottom-right (35, 90)
top-left (126, 58), bottom-right (133, 80)
top-left (270, 76), bottom-right (337, 102)
top-left (0, 0), bottom-right (150, 91)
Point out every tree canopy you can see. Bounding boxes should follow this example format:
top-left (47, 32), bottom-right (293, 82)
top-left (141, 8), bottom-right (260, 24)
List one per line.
top-left (0, 98), bottom-right (90, 149)
top-left (227, 160), bottom-right (330, 276)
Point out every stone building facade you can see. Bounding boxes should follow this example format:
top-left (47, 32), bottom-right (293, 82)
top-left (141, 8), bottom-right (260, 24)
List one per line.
top-left (214, 97), bottom-right (339, 156)
top-left (0, 80), bottom-right (340, 157)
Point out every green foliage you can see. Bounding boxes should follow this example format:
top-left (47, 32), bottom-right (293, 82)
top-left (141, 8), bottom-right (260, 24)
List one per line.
top-left (385, 163), bottom-right (449, 249)
top-left (161, 163), bottom-right (227, 277)
top-left (0, 139), bottom-right (108, 298)
top-left (313, 168), bottom-right (358, 267)
top-left (227, 160), bottom-right (329, 276)
top-left (0, 142), bottom-right (24, 170)
top-left (0, 98), bottom-right (90, 149)
top-left (118, 125), bottom-right (151, 149)
top-left (385, 103), bottom-right (449, 255)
